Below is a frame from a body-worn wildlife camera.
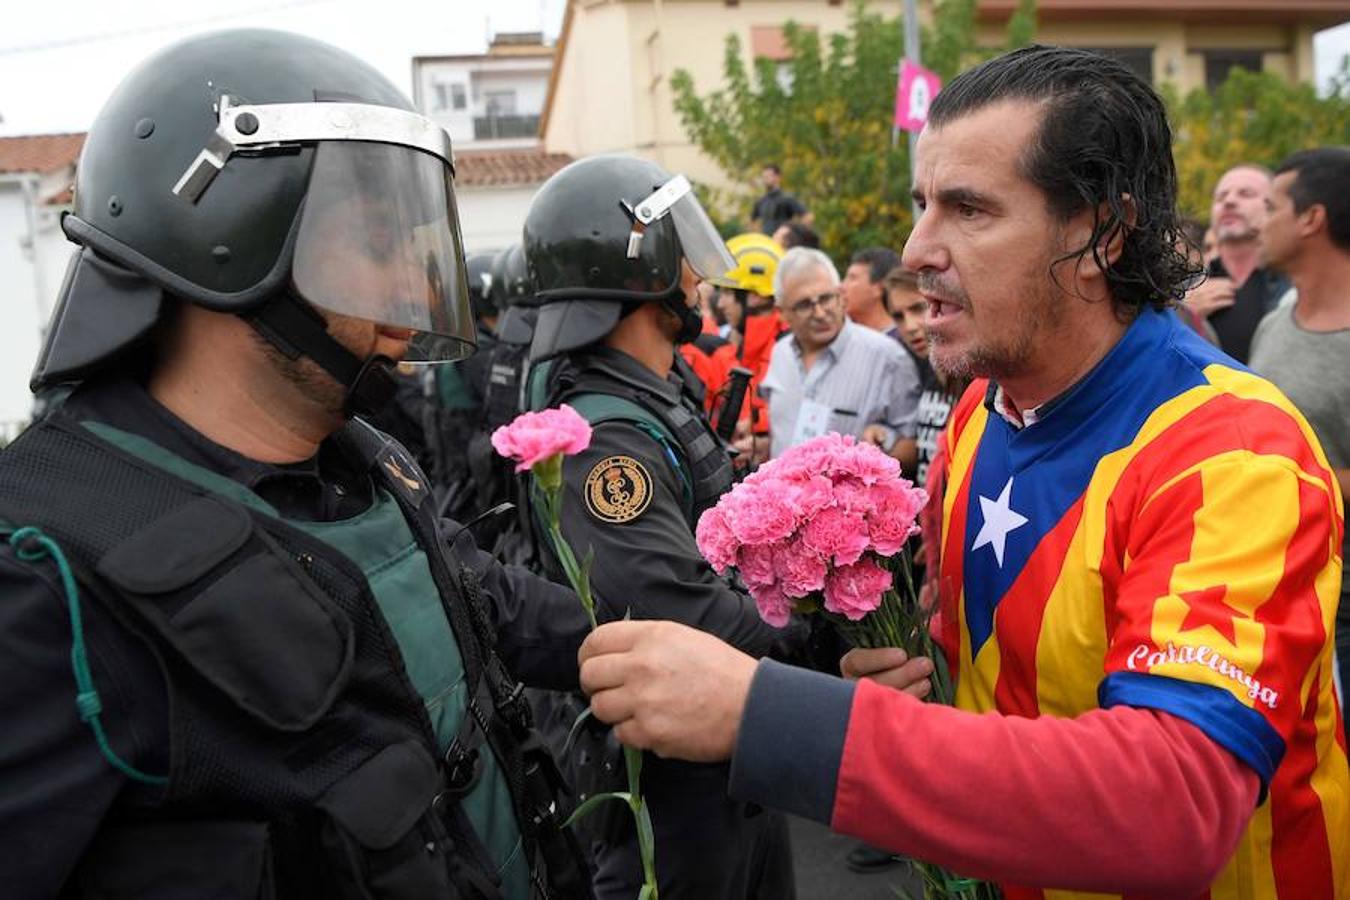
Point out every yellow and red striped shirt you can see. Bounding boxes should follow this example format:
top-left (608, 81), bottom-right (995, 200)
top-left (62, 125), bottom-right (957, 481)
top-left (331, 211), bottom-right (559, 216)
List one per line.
top-left (937, 308), bottom-right (1348, 899)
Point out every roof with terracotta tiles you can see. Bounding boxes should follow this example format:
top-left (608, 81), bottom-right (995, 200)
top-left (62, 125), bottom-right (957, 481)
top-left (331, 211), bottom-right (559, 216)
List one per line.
top-left (455, 148), bottom-right (573, 187)
top-left (1, 132), bottom-right (565, 189)
top-left (0, 132), bottom-right (84, 175)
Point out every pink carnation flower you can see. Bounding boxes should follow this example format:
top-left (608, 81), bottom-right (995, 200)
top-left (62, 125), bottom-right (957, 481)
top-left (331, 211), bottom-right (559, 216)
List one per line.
top-left (722, 483), bottom-right (799, 546)
top-left (824, 557), bottom-right (893, 621)
top-left (867, 480), bottom-right (929, 556)
top-left (490, 404), bottom-right (593, 473)
top-left (835, 441), bottom-right (901, 485)
top-left (771, 536), bottom-right (828, 598)
top-left (801, 505), bottom-right (870, 566)
top-left (737, 543), bottom-right (778, 589)
top-left (831, 477), bottom-right (872, 513)
top-left (749, 581), bottom-right (793, 628)
top-left (777, 433), bottom-right (855, 477)
top-left (784, 474), bottom-right (836, 519)
top-left (695, 507), bottom-right (740, 574)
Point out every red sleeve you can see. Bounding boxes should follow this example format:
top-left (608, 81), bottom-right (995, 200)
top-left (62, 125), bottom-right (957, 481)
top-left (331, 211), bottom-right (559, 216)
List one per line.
top-left (832, 679), bottom-right (1259, 897)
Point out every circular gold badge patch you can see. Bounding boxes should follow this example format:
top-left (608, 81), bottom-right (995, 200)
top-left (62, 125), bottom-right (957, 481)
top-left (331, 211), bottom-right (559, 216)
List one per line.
top-left (584, 455), bottom-right (653, 524)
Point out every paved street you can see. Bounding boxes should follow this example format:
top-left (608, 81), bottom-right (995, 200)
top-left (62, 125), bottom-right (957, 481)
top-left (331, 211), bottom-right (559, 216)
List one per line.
top-left (789, 815), bottom-right (921, 899)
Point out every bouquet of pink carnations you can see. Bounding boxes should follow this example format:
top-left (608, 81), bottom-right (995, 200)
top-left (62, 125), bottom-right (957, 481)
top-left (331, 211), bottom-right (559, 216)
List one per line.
top-left (696, 432), bottom-right (938, 664)
top-left (696, 433), bottom-right (997, 900)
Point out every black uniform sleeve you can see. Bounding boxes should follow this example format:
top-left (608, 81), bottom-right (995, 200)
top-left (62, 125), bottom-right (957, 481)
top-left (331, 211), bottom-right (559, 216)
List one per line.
top-left (444, 526), bottom-right (589, 691)
top-left (0, 546), bottom-right (167, 894)
top-left (557, 422), bottom-right (779, 656)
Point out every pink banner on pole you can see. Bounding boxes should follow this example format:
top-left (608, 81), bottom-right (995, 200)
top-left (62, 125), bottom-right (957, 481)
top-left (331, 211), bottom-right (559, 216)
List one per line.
top-left (894, 59), bottom-right (942, 133)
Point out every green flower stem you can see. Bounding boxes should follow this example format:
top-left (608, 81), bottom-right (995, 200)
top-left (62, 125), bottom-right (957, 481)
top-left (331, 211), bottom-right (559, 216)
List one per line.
top-left (534, 454), bottom-right (658, 900)
top-left (546, 513), bottom-right (597, 629)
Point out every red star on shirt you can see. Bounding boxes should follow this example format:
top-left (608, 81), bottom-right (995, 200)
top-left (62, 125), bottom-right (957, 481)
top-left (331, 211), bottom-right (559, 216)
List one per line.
top-left (1177, 585), bottom-right (1243, 645)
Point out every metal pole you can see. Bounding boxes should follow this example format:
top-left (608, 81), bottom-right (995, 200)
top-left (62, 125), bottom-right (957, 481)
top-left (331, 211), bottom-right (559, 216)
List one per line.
top-left (902, 0), bottom-right (922, 220)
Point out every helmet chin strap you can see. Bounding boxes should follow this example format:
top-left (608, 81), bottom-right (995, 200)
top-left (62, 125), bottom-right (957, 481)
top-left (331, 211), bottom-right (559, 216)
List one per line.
top-left (658, 285), bottom-right (703, 346)
top-left (243, 291), bottom-right (398, 419)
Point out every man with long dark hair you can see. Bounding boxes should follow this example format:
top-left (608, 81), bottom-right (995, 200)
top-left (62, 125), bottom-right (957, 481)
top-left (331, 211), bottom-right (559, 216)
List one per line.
top-left (575, 46), bottom-right (1348, 898)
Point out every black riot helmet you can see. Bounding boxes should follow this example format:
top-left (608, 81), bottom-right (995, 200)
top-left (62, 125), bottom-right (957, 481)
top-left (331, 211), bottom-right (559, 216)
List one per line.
top-left (489, 243), bottom-right (532, 311)
top-left (522, 154), bottom-right (733, 361)
top-left (33, 28), bottom-right (476, 416)
top-left (466, 252), bottom-right (497, 322)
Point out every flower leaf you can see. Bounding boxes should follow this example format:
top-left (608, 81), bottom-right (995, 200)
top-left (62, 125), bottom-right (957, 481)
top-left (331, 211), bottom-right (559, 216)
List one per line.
top-left (562, 791), bottom-right (633, 828)
top-left (563, 705), bottom-right (596, 755)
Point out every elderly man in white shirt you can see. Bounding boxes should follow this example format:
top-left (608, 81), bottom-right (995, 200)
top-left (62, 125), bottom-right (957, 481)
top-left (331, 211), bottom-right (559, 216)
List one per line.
top-left (760, 247), bottom-right (921, 462)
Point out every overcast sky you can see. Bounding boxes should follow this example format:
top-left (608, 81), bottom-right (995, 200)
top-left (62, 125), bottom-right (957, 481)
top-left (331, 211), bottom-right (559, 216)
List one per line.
top-left (2, 2), bottom-right (1346, 137)
top-left (0, 0), bottom-right (569, 136)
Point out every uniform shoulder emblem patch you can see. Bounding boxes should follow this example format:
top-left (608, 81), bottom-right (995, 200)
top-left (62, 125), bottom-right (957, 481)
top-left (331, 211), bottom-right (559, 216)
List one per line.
top-left (584, 455), bottom-right (653, 524)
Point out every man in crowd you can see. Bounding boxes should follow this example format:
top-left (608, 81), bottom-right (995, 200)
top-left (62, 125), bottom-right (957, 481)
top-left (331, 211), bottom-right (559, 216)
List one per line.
top-left (0, 29), bottom-right (596, 899)
top-left (577, 46), bottom-right (1347, 899)
top-left (751, 163), bottom-right (811, 237)
top-left (417, 250), bottom-right (496, 517)
top-left (1185, 164), bottom-right (1290, 362)
top-left (760, 247), bottom-right (920, 463)
top-left (521, 155), bottom-right (793, 899)
top-left (841, 247), bottom-right (902, 337)
top-left (1250, 146), bottom-right (1350, 709)
top-left (772, 221), bottom-right (821, 251)
top-left (886, 267), bottom-right (966, 489)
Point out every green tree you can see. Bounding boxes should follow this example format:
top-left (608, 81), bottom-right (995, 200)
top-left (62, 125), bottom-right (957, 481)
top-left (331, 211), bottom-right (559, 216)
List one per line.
top-left (1168, 64), bottom-right (1350, 221)
top-left (670, 0), bottom-right (1037, 265)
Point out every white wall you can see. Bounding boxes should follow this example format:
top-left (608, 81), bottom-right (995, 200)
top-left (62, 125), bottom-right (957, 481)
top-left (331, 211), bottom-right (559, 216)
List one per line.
top-left (472, 69), bottom-right (550, 115)
top-left (457, 183), bottom-right (541, 255)
top-left (420, 61), bottom-right (477, 143)
top-left (0, 179), bottom-right (72, 429)
top-left (417, 56), bottom-right (553, 148)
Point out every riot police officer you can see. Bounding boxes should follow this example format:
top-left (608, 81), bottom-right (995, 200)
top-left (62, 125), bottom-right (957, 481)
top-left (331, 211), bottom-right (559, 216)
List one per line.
top-left (426, 251), bottom-right (500, 517)
top-left (0, 29), bottom-right (592, 900)
top-left (460, 243), bottom-right (538, 564)
top-left (520, 155), bottom-right (794, 899)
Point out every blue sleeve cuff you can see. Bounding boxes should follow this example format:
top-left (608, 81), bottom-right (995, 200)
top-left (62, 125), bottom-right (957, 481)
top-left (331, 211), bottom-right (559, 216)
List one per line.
top-left (1099, 671), bottom-right (1285, 790)
top-left (728, 659), bottom-right (856, 824)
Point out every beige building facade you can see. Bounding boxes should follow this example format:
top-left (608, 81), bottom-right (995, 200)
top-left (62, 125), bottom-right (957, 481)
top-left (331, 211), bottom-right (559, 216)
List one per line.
top-left (540, 0), bottom-right (1348, 188)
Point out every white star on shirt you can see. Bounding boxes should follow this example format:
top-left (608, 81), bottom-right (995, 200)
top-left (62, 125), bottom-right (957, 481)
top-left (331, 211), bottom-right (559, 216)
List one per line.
top-left (971, 476), bottom-right (1028, 568)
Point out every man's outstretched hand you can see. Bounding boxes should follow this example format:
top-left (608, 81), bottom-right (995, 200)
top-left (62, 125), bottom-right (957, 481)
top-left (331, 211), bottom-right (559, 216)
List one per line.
top-left (579, 620), bottom-right (756, 762)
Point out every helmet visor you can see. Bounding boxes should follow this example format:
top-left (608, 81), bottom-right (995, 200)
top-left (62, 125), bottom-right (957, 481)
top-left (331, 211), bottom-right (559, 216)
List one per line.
top-left (634, 175), bottom-right (735, 282)
top-left (669, 190), bottom-right (736, 282)
top-left (291, 141), bottom-right (475, 363)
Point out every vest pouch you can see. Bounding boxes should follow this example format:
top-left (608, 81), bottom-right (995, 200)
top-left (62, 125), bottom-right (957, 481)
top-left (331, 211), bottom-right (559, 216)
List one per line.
top-left (96, 497), bottom-right (355, 732)
top-left (555, 693), bottom-right (629, 846)
top-left (316, 741), bottom-right (501, 900)
top-left (74, 819), bottom-right (275, 900)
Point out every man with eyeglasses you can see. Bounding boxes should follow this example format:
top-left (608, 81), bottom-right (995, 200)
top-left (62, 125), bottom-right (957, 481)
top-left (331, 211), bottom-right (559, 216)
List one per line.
top-left (760, 247), bottom-right (921, 460)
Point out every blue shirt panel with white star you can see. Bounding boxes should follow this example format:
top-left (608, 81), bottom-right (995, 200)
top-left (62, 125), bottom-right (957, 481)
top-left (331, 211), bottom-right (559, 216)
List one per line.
top-left (961, 309), bottom-right (1220, 656)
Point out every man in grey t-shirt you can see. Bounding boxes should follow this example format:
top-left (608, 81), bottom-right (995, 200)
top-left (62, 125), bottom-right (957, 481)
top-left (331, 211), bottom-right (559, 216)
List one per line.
top-left (1250, 147), bottom-right (1350, 708)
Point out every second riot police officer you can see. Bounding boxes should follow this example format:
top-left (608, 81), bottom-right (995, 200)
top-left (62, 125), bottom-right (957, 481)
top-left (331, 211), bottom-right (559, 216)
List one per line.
top-left (519, 155), bottom-right (795, 900)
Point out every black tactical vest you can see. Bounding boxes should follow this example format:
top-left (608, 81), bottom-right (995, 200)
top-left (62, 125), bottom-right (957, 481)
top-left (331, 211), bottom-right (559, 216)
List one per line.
top-left (0, 417), bottom-right (587, 900)
top-left (535, 356), bottom-right (735, 528)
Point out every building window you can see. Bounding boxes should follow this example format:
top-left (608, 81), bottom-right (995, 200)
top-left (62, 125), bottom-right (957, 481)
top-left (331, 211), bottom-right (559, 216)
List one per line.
top-left (433, 84), bottom-right (449, 111)
top-left (750, 24), bottom-right (817, 63)
top-left (1204, 49), bottom-right (1263, 91)
top-left (1080, 47), bottom-right (1154, 85)
top-left (474, 90), bottom-right (536, 140)
top-left (451, 83), bottom-right (467, 110)
top-left (484, 90), bottom-right (518, 117)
